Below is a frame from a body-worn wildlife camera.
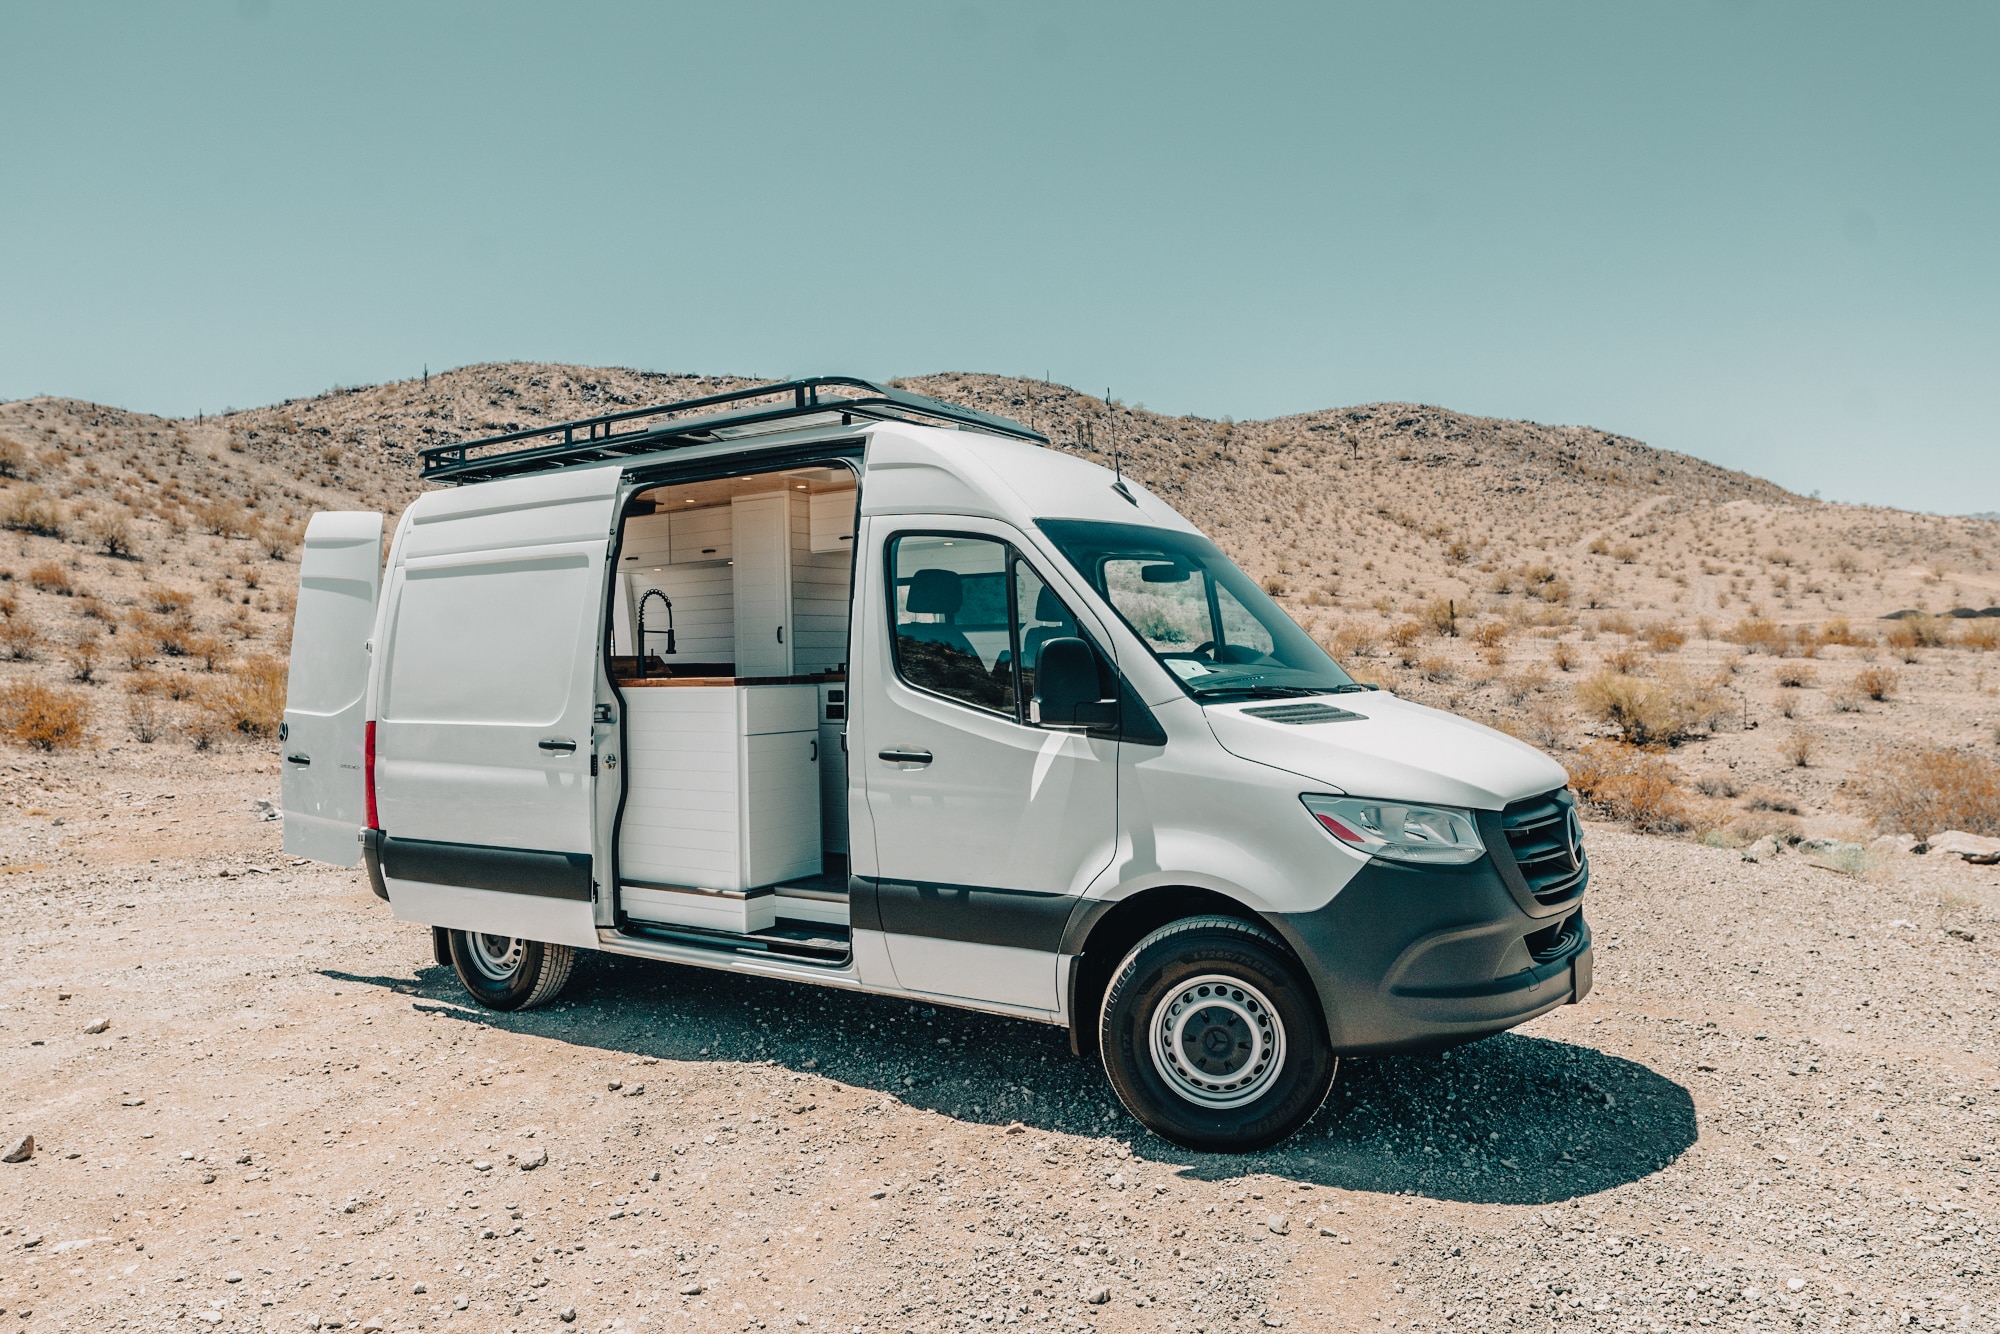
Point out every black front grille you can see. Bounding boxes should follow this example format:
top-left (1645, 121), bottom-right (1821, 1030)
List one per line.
top-left (1500, 790), bottom-right (1587, 908)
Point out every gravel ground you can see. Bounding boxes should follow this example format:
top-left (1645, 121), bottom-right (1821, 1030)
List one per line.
top-left (2, 761), bottom-right (1997, 1334)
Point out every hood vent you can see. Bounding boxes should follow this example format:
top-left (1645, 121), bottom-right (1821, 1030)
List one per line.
top-left (1239, 702), bottom-right (1365, 726)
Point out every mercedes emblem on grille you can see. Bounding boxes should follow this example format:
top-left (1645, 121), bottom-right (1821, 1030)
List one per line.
top-left (1563, 808), bottom-right (1583, 872)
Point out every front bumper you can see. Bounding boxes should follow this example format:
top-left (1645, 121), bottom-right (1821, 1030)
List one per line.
top-left (1271, 852), bottom-right (1591, 1054)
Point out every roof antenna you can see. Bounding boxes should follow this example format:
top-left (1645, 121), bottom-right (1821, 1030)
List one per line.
top-left (1107, 387), bottom-right (1139, 507)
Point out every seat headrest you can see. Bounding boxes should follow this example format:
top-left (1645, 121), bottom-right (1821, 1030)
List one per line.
top-left (907, 568), bottom-right (963, 616)
top-left (1034, 585), bottom-right (1068, 622)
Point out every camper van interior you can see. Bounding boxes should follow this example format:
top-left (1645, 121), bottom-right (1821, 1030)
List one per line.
top-left (607, 464), bottom-right (859, 961)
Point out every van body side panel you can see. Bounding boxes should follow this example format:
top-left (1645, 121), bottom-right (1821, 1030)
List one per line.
top-left (373, 466), bottom-right (619, 937)
top-left (281, 511), bottom-right (384, 867)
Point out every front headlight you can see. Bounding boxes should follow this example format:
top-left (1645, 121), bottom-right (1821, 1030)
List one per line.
top-left (1300, 794), bottom-right (1485, 865)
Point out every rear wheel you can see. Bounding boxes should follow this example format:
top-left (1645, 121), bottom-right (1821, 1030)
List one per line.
top-left (1098, 916), bottom-right (1335, 1151)
top-left (447, 931), bottom-right (575, 1011)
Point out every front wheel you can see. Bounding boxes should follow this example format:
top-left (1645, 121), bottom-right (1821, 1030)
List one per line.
top-left (1098, 916), bottom-right (1335, 1151)
top-left (447, 931), bottom-right (575, 1011)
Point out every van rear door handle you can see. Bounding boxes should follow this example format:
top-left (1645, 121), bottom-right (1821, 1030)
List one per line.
top-left (284, 753), bottom-right (310, 766)
top-left (538, 737), bottom-right (578, 753)
top-left (877, 747), bottom-right (932, 766)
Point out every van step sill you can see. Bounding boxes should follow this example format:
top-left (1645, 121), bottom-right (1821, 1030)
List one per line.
top-left (619, 916), bottom-right (852, 965)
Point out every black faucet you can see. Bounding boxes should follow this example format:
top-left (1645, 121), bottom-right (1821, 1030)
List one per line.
top-left (636, 588), bottom-right (676, 679)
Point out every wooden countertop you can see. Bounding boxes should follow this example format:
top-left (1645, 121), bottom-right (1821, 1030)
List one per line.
top-left (616, 674), bottom-right (845, 689)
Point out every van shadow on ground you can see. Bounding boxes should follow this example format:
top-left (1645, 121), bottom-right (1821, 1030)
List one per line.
top-left (324, 949), bottom-right (1694, 1206)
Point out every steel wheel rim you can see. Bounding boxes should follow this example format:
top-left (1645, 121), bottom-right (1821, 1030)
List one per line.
top-left (1148, 973), bottom-right (1287, 1110)
top-left (466, 933), bottom-right (525, 983)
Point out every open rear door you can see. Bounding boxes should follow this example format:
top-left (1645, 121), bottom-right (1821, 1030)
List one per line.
top-left (281, 511), bottom-right (384, 866)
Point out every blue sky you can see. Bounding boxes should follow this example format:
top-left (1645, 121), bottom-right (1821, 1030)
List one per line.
top-left (2, 2), bottom-right (1994, 513)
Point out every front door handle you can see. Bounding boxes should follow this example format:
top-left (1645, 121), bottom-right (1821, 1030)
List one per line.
top-left (877, 747), bottom-right (932, 766)
top-left (538, 737), bottom-right (578, 753)
top-left (284, 753), bottom-right (310, 766)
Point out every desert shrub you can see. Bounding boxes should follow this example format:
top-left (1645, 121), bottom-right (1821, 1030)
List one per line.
top-left (154, 619), bottom-right (196, 657)
top-left (177, 700), bottom-right (222, 751)
top-left (1600, 645), bottom-right (1648, 674)
top-left (1641, 622), bottom-right (1685, 652)
top-left (1694, 774), bottom-right (1739, 799)
top-left (83, 508), bottom-right (135, 557)
top-left (1819, 616), bottom-right (1871, 647)
top-left (1419, 597), bottom-right (1458, 637)
top-left (112, 629), bottom-right (152, 670)
top-left (1729, 617), bottom-right (1790, 655)
top-left (0, 614), bottom-right (42, 660)
top-left (1566, 741), bottom-right (1694, 833)
top-left (1774, 662), bottom-right (1817, 688)
top-left (1854, 667), bottom-right (1898, 701)
top-left (0, 485), bottom-right (67, 538)
top-left (196, 500), bottom-right (253, 539)
top-left (1469, 621), bottom-right (1509, 650)
top-left (0, 679), bottom-right (90, 751)
top-left (148, 587), bottom-right (194, 615)
top-left (1261, 574), bottom-right (1288, 597)
top-left (1498, 666), bottom-right (1548, 705)
top-left (1550, 640), bottom-right (1580, 672)
top-left (1418, 655), bottom-right (1456, 683)
top-left (1960, 620), bottom-right (1999, 651)
top-left (1575, 669), bottom-right (1726, 746)
top-left (1780, 729), bottom-right (1817, 767)
top-left (202, 653), bottom-right (286, 738)
top-left (126, 693), bottom-right (163, 743)
top-left (257, 521), bottom-right (298, 561)
top-left (26, 560), bottom-right (71, 594)
top-left (1596, 611), bottom-right (1634, 637)
top-left (63, 632), bottom-right (101, 683)
top-left (0, 437), bottom-right (24, 477)
top-left (1863, 747), bottom-right (2000, 842)
top-left (1827, 685), bottom-right (1864, 713)
top-left (188, 633), bottom-right (227, 672)
top-left (1329, 622), bottom-right (1377, 658)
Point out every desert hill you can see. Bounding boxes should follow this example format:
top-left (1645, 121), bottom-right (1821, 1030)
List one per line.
top-left (1, 363), bottom-right (1996, 846)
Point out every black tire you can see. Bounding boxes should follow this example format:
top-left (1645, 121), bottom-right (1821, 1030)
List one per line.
top-left (1098, 915), bottom-right (1335, 1152)
top-left (447, 931), bottom-right (576, 1012)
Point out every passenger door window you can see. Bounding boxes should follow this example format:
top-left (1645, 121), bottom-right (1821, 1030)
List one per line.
top-left (889, 535), bottom-right (1014, 716)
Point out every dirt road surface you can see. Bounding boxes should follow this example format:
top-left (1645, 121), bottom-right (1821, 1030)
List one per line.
top-left (2, 751), bottom-right (1996, 1334)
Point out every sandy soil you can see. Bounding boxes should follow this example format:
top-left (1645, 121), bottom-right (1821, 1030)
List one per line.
top-left (2, 750), bottom-right (1996, 1334)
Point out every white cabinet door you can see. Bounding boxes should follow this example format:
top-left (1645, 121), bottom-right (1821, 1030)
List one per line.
top-left (280, 511), bottom-right (382, 866)
top-left (732, 492), bottom-right (792, 677)
top-left (371, 467), bottom-right (618, 948)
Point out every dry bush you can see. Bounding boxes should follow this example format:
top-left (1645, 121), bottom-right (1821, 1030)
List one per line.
top-left (257, 521), bottom-right (298, 561)
top-left (1774, 662), bottom-right (1818, 688)
top-left (112, 629), bottom-right (152, 670)
top-left (1498, 666), bottom-right (1548, 705)
top-left (1780, 729), bottom-right (1817, 767)
top-left (1775, 693), bottom-right (1802, 720)
top-left (1863, 747), bottom-right (2000, 842)
top-left (1329, 622), bottom-right (1377, 658)
top-left (0, 679), bottom-right (90, 751)
top-left (1417, 655), bottom-right (1456, 683)
top-left (1729, 617), bottom-right (1790, 655)
top-left (27, 561), bottom-right (72, 594)
top-left (1820, 616), bottom-right (1871, 647)
top-left (148, 587), bottom-right (194, 615)
top-left (1960, 620), bottom-right (1999, 651)
top-left (0, 437), bottom-right (24, 477)
top-left (1550, 640), bottom-right (1580, 672)
top-left (83, 508), bottom-right (135, 558)
top-left (1261, 574), bottom-right (1288, 597)
top-left (0, 614), bottom-right (42, 660)
top-left (202, 654), bottom-right (286, 738)
top-left (1468, 621), bottom-right (1508, 650)
top-left (1600, 645), bottom-right (1648, 674)
top-left (1694, 774), bottom-right (1739, 799)
top-left (196, 500), bottom-right (253, 539)
top-left (1575, 669), bottom-right (1726, 746)
top-left (1854, 667), bottom-right (1899, 701)
top-left (1479, 642), bottom-right (1508, 669)
top-left (63, 632), bottom-right (101, 683)
top-left (76, 593), bottom-right (114, 624)
top-left (177, 700), bottom-right (222, 751)
top-left (126, 692), bottom-right (164, 743)
top-left (0, 485), bottom-right (67, 538)
top-left (1640, 622), bottom-right (1685, 653)
top-left (1566, 741), bottom-right (1695, 833)
top-left (189, 633), bottom-right (228, 672)
top-left (1891, 614), bottom-right (1951, 648)
top-left (1419, 597), bottom-right (1459, 637)
top-left (1522, 699), bottom-right (1566, 749)
top-left (1596, 611), bottom-right (1634, 637)
top-left (1827, 685), bottom-right (1865, 713)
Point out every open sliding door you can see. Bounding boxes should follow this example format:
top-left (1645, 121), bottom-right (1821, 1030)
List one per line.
top-left (373, 467), bottom-right (621, 948)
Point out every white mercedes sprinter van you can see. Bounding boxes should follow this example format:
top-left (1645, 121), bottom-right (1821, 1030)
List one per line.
top-left (281, 378), bottom-right (1591, 1151)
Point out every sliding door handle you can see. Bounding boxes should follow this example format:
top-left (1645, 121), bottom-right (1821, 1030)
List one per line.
top-left (877, 747), bottom-right (932, 766)
top-left (538, 736), bottom-right (578, 753)
top-left (284, 753), bottom-right (310, 766)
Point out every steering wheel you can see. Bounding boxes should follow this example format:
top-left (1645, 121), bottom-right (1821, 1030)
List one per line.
top-left (1190, 640), bottom-right (1217, 660)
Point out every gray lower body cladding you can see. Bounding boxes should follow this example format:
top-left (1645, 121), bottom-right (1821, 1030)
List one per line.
top-left (1271, 854), bottom-right (1591, 1055)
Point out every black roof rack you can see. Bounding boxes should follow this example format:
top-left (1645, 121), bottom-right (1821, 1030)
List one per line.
top-left (418, 376), bottom-right (1047, 484)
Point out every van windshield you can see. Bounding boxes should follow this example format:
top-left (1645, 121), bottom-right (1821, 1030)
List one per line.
top-left (1036, 519), bottom-right (1359, 702)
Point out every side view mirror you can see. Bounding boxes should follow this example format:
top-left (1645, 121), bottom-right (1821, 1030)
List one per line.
top-left (1034, 637), bottom-right (1118, 729)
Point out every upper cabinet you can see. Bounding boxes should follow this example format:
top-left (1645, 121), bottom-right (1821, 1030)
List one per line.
top-left (809, 488), bottom-right (857, 554)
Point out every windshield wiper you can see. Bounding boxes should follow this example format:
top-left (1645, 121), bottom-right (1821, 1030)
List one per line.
top-left (1189, 684), bottom-right (1344, 701)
